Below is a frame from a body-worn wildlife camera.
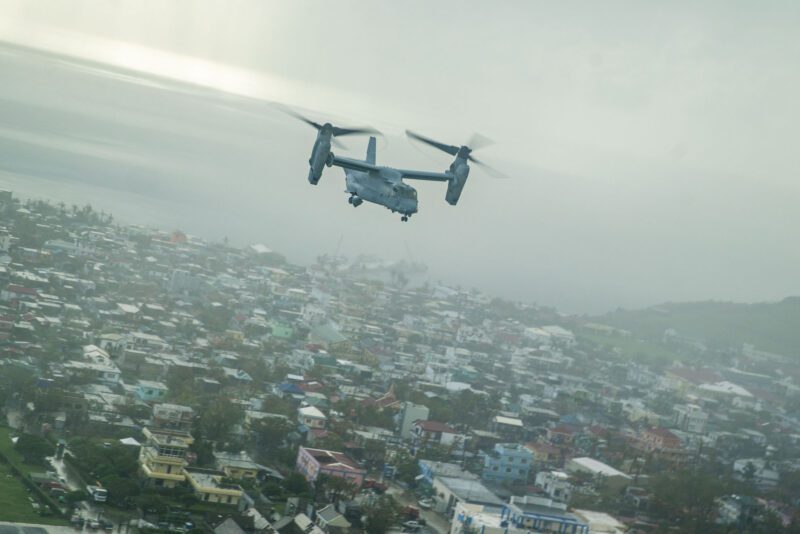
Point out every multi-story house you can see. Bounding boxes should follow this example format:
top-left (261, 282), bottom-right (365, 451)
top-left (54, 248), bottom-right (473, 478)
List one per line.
top-left (482, 443), bottom-right (533, 484)
top-left (673, 404), bottom-right (708, 434)
top-left (214, 450), bottom-right (261, 480)
top-left (298, 405), bottom-right (327, 429)
top-left (534, 470), bottom-right (572, 503)
top-left (152, 403), bottom-right (194, 432)
top-left (639, 427), bottom-right (682, 453)
top-left (397, 402), bottom-right (430, 439)
top-left (411, 420), bottom-right (459, 447)
top-left (184, 468), bottom-right (244, 506)
top-left (295, 447), bottom-right (366, 487)
top-left (138, 427), bottom-right (194, 488)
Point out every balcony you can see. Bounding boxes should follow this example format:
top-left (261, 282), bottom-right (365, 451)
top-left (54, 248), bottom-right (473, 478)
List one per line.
top-left (140, 461), bottom-right (186, 482)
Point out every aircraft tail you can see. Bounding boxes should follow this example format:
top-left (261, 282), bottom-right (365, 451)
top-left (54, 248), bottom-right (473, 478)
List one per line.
top-left (365, 136), bottom-right (376, 164)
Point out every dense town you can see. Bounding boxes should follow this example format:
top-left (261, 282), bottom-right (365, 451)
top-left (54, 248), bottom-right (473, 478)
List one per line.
top-left (0, 190), bottom-right (799, 534)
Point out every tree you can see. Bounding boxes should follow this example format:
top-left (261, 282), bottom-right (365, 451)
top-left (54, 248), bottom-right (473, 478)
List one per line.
top-left (103, 474), bottom-right (140, 506)
top-left (15, 434), bottom-right (53, 465)
top-left (743, 461), bottom-right (757, 482)
top-left (64, 490), bottom-right (88, 505)
top-left (197, 396), bottom-right (243, 443)
top-left (314, 433), bottom-right (346, 452)
top-left (68, 439), bottom-right (139, 482)
top-left (394, 452), bottom-right (420, 486)
top-left (0, 366), bottom-right (36, 404)
top-left (364, 495), bottom-right (400, 534)
top-left (317, 474), bottom-right (357, 502)
top-left (283, 473), bottom-right (311, 497)
top-left (253, 418), bottom-right (295, 452)
top-left (650, 469), bottom-right (725, 533)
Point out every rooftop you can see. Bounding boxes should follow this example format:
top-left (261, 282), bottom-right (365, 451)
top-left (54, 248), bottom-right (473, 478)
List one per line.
top-left (437, 476), bottom-right (503, 506)
top-left (569, 457), bottom-right (631, 479)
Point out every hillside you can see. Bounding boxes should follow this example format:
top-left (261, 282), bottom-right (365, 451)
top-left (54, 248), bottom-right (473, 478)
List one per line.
top-left (596, 297), bottom-right (800, 358)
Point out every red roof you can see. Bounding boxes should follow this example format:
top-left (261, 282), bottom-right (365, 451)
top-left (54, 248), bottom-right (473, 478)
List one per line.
top-left (645, 427), bottom-right (680, 444)
top-left (303, 447), bottom-right (364, 472)
top-left (5, 285), bottom-right (38, 296)
top-left (414, 420), bottom-right (456, 434)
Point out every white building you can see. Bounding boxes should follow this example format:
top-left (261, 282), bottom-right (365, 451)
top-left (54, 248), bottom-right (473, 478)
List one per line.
top-left (572, 510), bottom-right (626, 534)
top-left (565, 457), bottom-right (631, 490)
top-left (450, 502), bottom-right (526, 534)
top-left (534, 470), bottom-right (572, 503)
top-left (698, 381), bottom-right (754, 401)
top-left (673, 404), bottom-right (708, 434)
top-left (541, 326), bottom-right (576, 347)
top-left (298, 405), bottom-right (327, 429)
top-left (398, 402), bottom-right (430, 439)
top-left (523, 327), bottom-right (552, 345)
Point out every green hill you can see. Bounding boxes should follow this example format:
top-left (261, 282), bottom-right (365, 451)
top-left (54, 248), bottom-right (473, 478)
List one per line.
top-left (596, 297), bottom-right (800, 358)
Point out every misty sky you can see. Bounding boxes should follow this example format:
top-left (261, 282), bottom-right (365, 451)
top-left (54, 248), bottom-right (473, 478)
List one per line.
top-left (1, 1), bottom-right (799, 313)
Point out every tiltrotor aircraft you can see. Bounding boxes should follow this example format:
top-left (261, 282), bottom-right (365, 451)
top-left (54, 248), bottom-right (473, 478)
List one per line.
top-left (290, 112), bottom-right (499, 222)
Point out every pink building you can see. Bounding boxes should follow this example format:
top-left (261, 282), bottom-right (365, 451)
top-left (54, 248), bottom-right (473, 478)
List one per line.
top-left (295, 447), bottom-right (366, 487)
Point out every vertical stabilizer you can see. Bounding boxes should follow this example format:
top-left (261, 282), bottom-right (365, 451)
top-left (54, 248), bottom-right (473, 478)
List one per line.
top-left (366, 136), bottom-right (377, 164)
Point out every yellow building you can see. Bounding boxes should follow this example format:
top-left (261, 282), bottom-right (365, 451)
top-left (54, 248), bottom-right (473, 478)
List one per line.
top-left (184, 468), bottom-right (244, 505)
top-left (214, 451), bottom-right (261, 480)
top-left (139, 427), bottom-right (194, 488)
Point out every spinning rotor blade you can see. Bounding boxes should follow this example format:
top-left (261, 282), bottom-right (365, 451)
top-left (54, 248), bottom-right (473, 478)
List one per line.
top-left (332, 126), bottom-right (380, 137)
top-left (283, 108), bottom-right (323, 130)
top-left (282, 106), bottom-right (379, 137)
top-left (468, 155), bottom-right (509, 179)
top-left (407, 128), bottom-right (508, 178)
top-left (468, 132), bottom-right (494, 151)
top-left (405, 130), bottom-right (460, 156)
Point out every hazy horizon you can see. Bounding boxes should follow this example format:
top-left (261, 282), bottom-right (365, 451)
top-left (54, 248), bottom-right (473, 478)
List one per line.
top-left (1, 1), bottom-right (799, 314)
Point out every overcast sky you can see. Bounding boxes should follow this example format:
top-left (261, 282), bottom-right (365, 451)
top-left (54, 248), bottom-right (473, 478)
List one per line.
top-left (1, 1), bottom-right (799, 313)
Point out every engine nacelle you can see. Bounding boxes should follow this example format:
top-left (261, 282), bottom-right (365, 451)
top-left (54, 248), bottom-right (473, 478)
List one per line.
top-left (445, 163), bottom-right (470, 205)
top-left (308, 132), bottom-right (333, 185)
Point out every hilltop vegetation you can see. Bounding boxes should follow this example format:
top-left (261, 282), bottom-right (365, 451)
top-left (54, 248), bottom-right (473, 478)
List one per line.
top-left (598, 297), bottom-right (800, 357)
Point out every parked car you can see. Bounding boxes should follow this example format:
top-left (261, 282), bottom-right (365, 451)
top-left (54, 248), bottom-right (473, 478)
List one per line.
top-left (403, 520), bottom-right (422, 532)
top-left (417, 498), bottom-right (432, 510)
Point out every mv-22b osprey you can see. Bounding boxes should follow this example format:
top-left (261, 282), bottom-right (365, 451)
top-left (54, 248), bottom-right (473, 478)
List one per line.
top-left (290, 112), bottom-right (499, 222)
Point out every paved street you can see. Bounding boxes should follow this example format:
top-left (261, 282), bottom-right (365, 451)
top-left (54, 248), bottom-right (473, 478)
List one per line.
top-left (0, 521), bottom-right (77, 534)
top-left (385, 482), bottom-right (450, 534)
top-left (44, 454), bottom-right (121, 531)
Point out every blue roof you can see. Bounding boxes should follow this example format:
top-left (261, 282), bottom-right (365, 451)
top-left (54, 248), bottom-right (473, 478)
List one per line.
top-left (278, 382), bottom-right (304, 394)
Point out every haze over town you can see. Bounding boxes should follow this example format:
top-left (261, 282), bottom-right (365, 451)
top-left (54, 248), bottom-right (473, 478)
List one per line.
top-left (2, 1), bottom-right (799, 312)
top-left (2, 3), bottom-right (800, 534)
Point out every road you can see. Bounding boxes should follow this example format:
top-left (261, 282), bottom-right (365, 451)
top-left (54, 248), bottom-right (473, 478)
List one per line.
top-left (385, 482), bottom-right (450, 534)
top-left (0, 521), bottom-right (79, 534)
top-left (45, 453), bottom-right (123, 532)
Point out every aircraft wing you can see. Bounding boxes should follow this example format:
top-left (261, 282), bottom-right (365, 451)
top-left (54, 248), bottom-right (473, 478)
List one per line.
top-left (330, 155), bottom-right (378, 173)
top-left (397, 169), bottom-right (451, 182)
